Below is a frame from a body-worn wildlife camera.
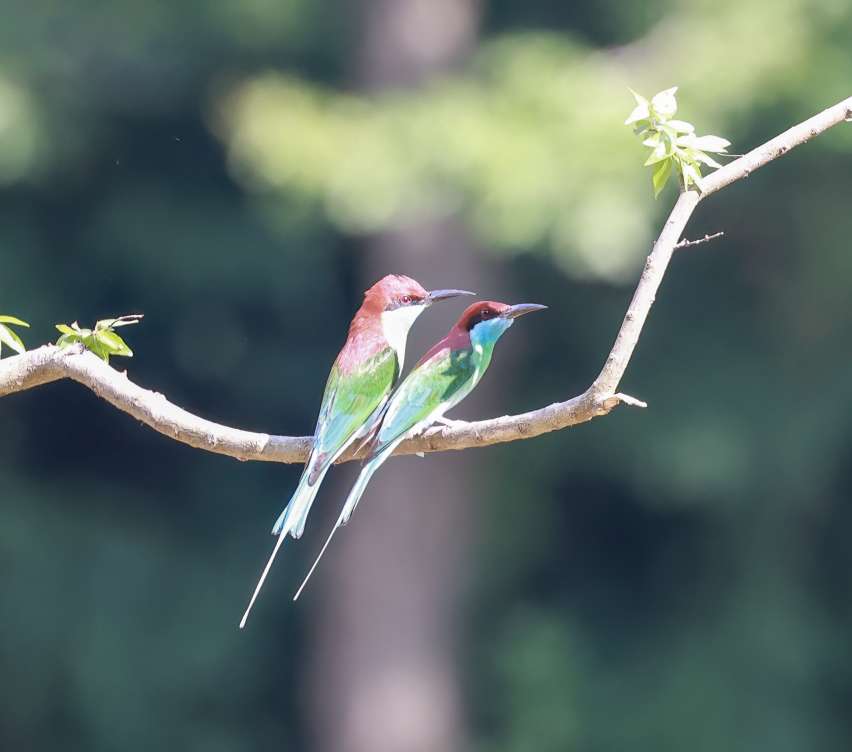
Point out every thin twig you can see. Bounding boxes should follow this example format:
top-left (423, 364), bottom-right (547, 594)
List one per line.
top-left (675, 231), bottom-right (725, 249)
top-left (2, 95), bottom-right (851, 462)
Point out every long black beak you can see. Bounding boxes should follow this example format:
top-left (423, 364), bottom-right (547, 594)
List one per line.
top-left (426, 288), bottom-right (476, 304)
top-left (501, 303), bottom-right (548, 319)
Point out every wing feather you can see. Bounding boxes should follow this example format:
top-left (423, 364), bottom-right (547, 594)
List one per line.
top-left (372, 347), bottom-right (475, 455)
top-left (308, 347), bottom-right (398, 480)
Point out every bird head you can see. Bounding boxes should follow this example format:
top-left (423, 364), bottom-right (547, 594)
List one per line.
top-left (367, 274), bottom-right (474, 311)
top-left (365, 275), bottom-right (475, 357)
top-left (457, 300), bottom-right (548, 345)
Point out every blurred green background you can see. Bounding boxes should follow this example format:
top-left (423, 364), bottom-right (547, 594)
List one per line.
top-left (2, 1), bottom-right (852, 750)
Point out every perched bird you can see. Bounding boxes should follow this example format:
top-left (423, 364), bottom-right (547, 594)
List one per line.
top-left (294, 299), bottom-right (547, 599)
top-left (240, 275), bottom-right (473, 627)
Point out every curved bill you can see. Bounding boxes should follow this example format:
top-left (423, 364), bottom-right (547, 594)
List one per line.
top-left (501, 303), bottom-right (548, 319)
top-left (426, 288), bottom-right (476, 304)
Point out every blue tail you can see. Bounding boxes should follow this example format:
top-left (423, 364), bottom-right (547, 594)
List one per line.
top-left (241, 408), bottom-right (388, 625)
top-left (271, 461), bottom-right (330, 539)
top-left (338, 460), bottom-right (380, 526)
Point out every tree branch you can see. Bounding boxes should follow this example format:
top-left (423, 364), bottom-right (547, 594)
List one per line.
top-left (2, 95), bottom-right (850, 463)
top-left (675, 231), bottom-right (724, 249)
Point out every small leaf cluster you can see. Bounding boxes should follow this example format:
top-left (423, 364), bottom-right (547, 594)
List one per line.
top-left (626, 87), bottom-right (731, 198)
top-left (0, 315), bottom-right (30, 358)
top-left (55, 314), bottom-right (143, 363)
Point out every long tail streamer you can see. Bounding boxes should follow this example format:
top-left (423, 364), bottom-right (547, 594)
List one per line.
top-left (240, 531), bottom-right (288, 628)
top-left (293, 460), bottom-right (380, 600)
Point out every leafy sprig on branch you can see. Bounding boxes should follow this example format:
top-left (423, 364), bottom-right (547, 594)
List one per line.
top-left (55, 314), bottom-right (143, 364)
top-left (0, 315), bottom-right (30, 358)
top-left (626, 87), bottom-right (731, 198)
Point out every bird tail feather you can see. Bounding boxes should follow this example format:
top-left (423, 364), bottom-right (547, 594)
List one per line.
top-left (271, 461), bottom-right (330, 538)
top-left (239, 529), bottom-right (286, 629)
top-left (292, 457), bottom-right (383, 601)
top-left (239, 462), bottom-right (329, 628)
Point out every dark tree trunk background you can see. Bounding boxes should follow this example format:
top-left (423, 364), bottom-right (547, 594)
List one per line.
top-left (304, 2), bottom-right (507, 751)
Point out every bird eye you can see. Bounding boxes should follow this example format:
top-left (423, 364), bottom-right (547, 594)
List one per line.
top-left (401, 295), bottom-right (412, 305)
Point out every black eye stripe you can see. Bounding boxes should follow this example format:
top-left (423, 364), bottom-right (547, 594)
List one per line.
top-left (466, 309), bottom-right (496, 331)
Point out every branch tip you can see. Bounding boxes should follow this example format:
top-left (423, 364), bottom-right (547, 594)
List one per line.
top-left (613, 393), bottom-right (647, 408)
top-left (675, 231), bottom-right (725, 250)
top-left (599, 392), bottom-right (648, 412)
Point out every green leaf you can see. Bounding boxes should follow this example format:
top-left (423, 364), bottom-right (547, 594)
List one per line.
top-left (650, 87), bottom-right (678, 119)
top-left (680, 160), bottom-right (704, 189)
top-left (55, 313), bottom-right (142, 362)
top-left (691, 150), bottom-right (723, 169)
top-left (689, 134), bottom-right (731, 152)
top-left (56, 333), bottom-right (81, 349)
top-left (95, 330), bottom-right (133, 357)
top-left (0, 315), bottom-right (30, 357)
top-left (643, 143), bottom-right (671, 166)
top-left (658, 123), bottom-right (680, 139)
top-left (624, 102), bottom-right (650, 126)
top-left (625, 89), bottom-right (651, 125)
top-left (666, 119), bottom-right (695, 134)
top-left (627, 85), bottom-right (732, 200)
top-left (629, 88), bottom-right (649, 108)
top-left (82, 334), bottom-right (111, 362)
top-left (652, 158), bottom-right (673, 198)
top-left (0, 323), bottom-right (26, 355)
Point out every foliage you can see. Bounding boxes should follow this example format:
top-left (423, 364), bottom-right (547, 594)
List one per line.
top-left (625, 87), bottom-right (731, 198)
top-left (0, 314), bottom-right (29, 357)
top-left (217, 0), bottom-right (851, 281)
top-left (55, 315), bottom-right (143, 364)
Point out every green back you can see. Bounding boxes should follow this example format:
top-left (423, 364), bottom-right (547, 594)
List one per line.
top-left (374, 346), bottom-right (483, 453)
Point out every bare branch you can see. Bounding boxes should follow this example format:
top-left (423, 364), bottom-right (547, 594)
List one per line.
top-left (675, 231), bottom-right (725, 249)
top-left (2, 95), bottom-right (850, 462)
top-left (700, 96), bottom-right (852, 196)
top-left (0, 344), bottom-right (312, 462)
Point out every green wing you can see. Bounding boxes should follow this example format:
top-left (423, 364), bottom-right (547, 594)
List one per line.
top-left (374, 347), bottom-right (476, 454)
top-left (311, 346), bottom-right (398, 469)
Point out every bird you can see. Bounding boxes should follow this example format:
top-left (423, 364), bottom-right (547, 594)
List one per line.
top-left (293, 299), bottom-right (547, 600)
top-left (239, 275), bottom-right (474, 628)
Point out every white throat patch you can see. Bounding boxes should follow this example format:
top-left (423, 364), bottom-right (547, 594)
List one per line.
top-left (381, 305), bottom-right (425, 368)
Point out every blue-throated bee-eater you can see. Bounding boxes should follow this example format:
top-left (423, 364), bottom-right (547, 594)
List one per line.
top-left (239, 275), bottom-right (473, 627)
top-left (293, 299), bottom-right (547, 599)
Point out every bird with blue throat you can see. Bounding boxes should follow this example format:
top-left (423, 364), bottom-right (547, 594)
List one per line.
top-left (293, 299), bottom-right (547, 600)
top-left (239, 275), bottom-right (474, 628)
